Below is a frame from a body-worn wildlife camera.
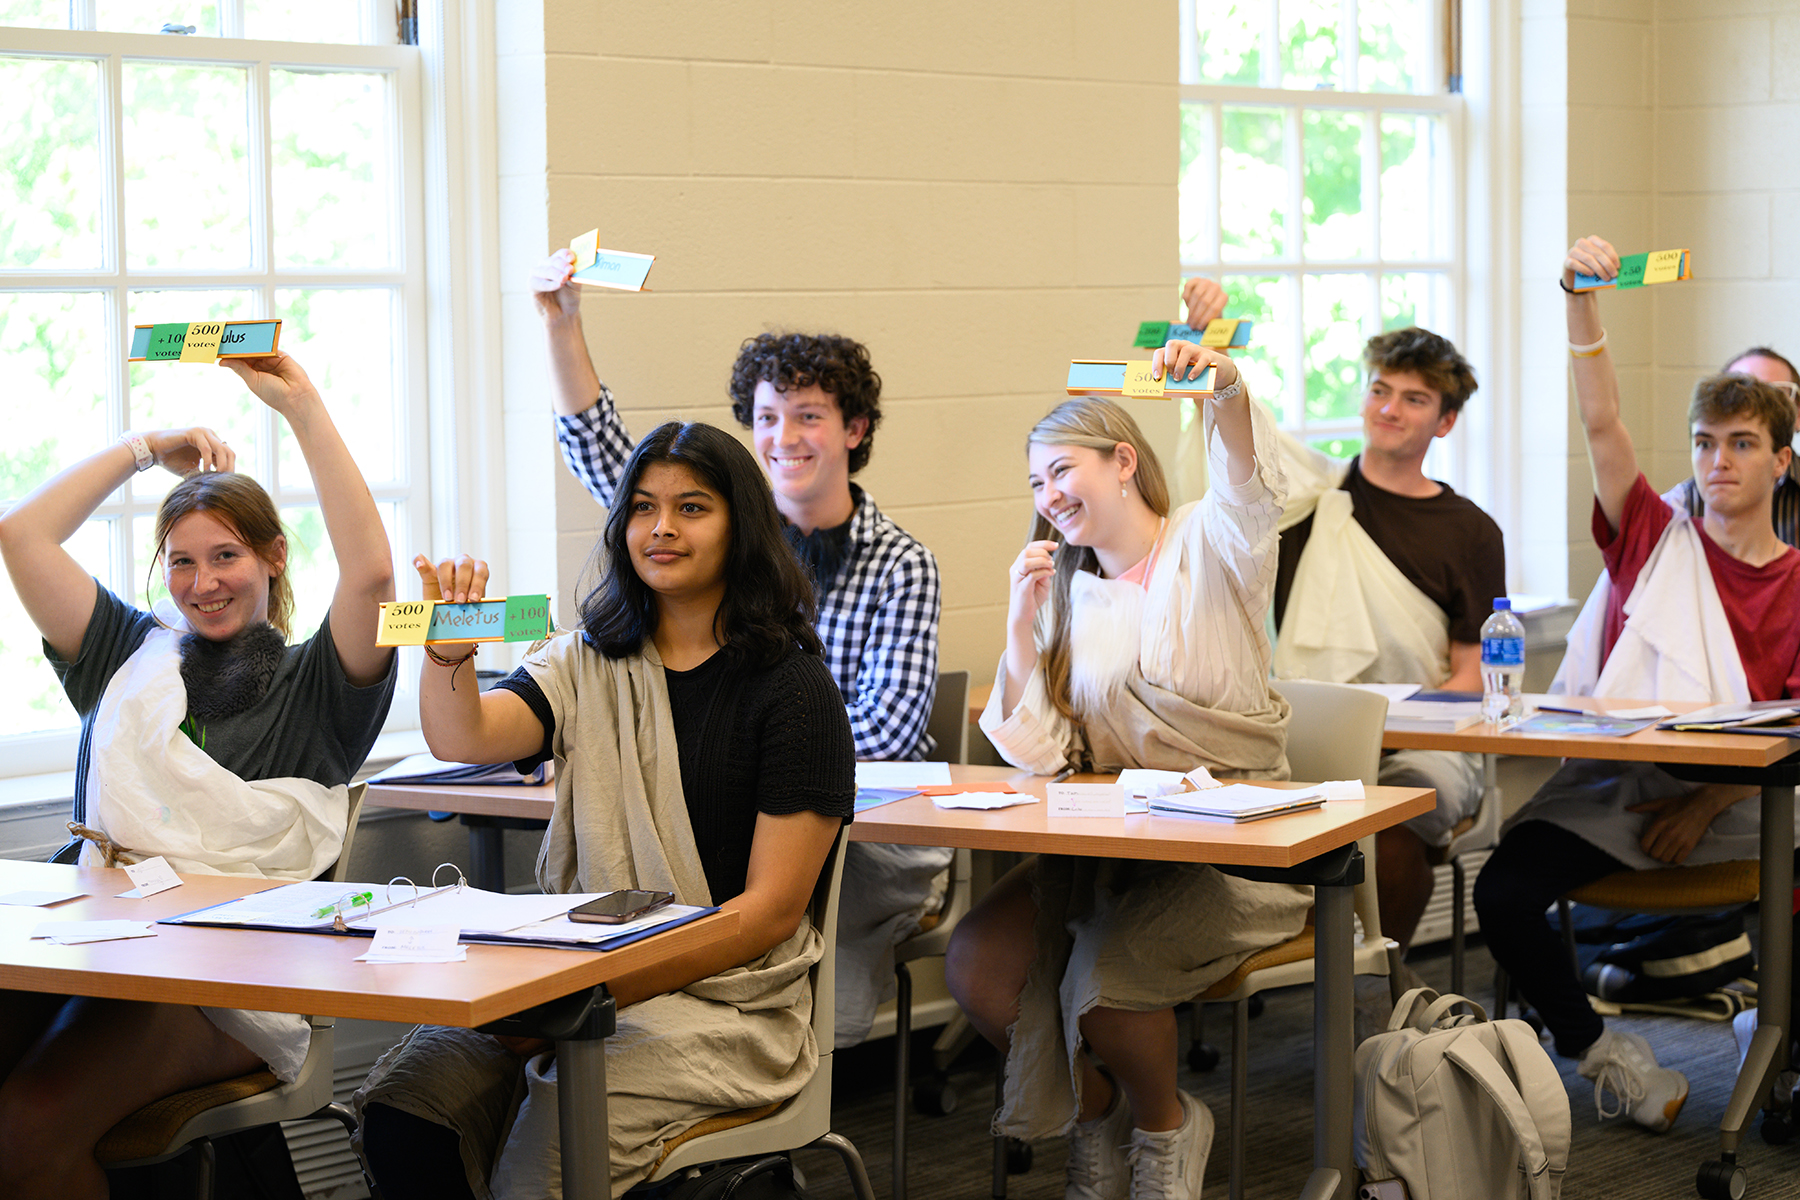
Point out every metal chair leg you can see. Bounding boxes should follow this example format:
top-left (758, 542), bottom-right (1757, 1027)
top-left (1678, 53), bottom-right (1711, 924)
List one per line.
top-left (195, 1137), bottom-right (216, 1200)
top-left (992, 1053), bottom-right (1009, 1200)
top-left (1229, 999), bottom-right (1249, 1200)
top-left (810, 1131), bottom-right (878, 1200)
top-left (893, 961), bottom-right (912, 1200)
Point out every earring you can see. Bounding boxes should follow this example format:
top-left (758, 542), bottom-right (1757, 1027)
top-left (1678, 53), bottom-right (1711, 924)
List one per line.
top-left (1121, 484), bottom-right (1128, 499)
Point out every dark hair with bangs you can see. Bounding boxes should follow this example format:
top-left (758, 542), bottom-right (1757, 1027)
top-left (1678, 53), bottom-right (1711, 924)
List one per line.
top-left (1363, 326), bottom-right (1479, 417)
top-left (578, 422), bottom-right (822, 667)
top-left (727, 332), bottom-right (883, 474)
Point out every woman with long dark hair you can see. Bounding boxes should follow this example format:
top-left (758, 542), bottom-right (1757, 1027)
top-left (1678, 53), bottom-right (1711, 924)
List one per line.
top-left (354, 421), bottom-right (854, 1200)
top-left (0, 354), bottom-right (397, 1199)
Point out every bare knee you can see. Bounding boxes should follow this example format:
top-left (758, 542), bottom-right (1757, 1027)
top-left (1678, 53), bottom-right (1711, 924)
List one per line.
top-left (945, 862), bottom-right (1040, 1036)
top-left (0, 1071), bottom-right (90, 1186)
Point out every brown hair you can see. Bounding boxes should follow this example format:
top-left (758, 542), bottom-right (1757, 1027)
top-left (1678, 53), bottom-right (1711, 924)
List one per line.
top-left (1689, 373), bottom-right (1798, 453)
top-left (1363, 326), bottom-right (1479, 417)
top-left (1023, 397), bottom-right (1170, 722)
top-left (149, 472), bottom-right (293, 639)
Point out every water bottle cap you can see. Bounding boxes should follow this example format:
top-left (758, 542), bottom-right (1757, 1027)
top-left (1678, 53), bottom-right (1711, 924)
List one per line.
top-left (1492, 597), bottom-right (1511, 610)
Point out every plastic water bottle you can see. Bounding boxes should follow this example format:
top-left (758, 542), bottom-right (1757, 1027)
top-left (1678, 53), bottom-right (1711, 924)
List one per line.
top-left (1480, 598), bottom-right (1525, 724)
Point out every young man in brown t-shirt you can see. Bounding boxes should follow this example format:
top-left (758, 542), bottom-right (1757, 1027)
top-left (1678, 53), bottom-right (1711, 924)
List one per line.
top-left (1271, 326), bottom-right (1506, 955)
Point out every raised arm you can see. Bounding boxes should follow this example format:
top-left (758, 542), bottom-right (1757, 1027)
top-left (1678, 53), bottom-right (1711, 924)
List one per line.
top-left (411, 554), bottom-right (546, 764)
top-left (1154, 340), bottom-right (1253, 486)
top-left (531, 250), bottom-right (636, 506)
top-left (0, 429), bottom-right (232, 662)
top-left (221, 354), bottom-right (394, 684)
top-left (1562, 235), bottom-right (1640, 532)
top-left (1182, 277), bottom-right (1227, 331)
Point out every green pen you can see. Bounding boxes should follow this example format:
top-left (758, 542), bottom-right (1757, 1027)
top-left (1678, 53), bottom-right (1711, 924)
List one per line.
top-left (313, 891), bottom-right (374, 919)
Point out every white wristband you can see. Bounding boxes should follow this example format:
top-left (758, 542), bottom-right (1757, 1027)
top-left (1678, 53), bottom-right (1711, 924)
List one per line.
top-left (1568, 330), bottom-right (1608, 358)
top-left (120, 431), bottom-right (154, 472)
top-left (1213, 377), bottom-right (1244, 403)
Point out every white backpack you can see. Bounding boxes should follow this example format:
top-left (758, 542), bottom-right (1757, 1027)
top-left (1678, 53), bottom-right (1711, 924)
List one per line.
top-left (1354, 988), bottom-right (1571, 1200)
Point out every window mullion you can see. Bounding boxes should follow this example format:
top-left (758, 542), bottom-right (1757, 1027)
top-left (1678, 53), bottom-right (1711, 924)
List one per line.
top-left (1341, 0), bottom-right (1359, 92)
top-left (221, 0), bottom-right (246, 39)
top-left (250, 56), bottom-right (279, 489)
top-left (70, 0), bottom-right (95, 30)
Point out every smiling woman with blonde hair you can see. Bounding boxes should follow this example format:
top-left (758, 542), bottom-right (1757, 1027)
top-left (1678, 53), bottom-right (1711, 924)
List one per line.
top-left (948, 341), bottom-right (1309, 1200)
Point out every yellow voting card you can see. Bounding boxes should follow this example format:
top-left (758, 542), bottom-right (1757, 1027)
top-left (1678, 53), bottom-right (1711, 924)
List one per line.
top-left (1642, 249), bottom-right (1686, 285)
top-left (377, 601), bottom-right (434, 647)
top-left (1121, 361), bottom-right (1166, 398)
top-left (178, 322), bottom-right (225, 363)
top-left (1199, 318), bottom-right (1243, 348)
top-left (569, 228), bottom-right (600, 272)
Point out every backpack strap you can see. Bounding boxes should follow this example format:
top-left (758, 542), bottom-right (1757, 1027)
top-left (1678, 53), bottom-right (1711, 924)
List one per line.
top-left (1417, 992), bottom-right (1490, 1030)
top-left (1386, 986), bottom-right (1442, 1031)
top-left (1443, 1035), bottom-right (1555, 1200)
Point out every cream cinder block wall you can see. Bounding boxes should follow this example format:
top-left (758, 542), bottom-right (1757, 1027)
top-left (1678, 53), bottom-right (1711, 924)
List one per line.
top-left (491, 0), bottom-right (1179, 685)
top-left (1546, 0), bottom-right (1800, 602)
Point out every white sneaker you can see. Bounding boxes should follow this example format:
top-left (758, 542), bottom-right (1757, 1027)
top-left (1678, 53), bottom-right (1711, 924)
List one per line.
top-left (1578, 1028), bottom-right (1689, 1132)
top-left (1126, 1091), bottom-right (1213, 1200)
top-left (1733, 1009), bottom-right (1799, 1107)
top-left (1066, 1086), bottom-right (1132, 1200)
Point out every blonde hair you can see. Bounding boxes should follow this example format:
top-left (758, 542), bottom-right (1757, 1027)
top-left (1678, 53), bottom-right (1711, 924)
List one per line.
top-left (149, 472), bottom-right (294, 639)
top-left (1024, 397), bottom-right (1170, 721)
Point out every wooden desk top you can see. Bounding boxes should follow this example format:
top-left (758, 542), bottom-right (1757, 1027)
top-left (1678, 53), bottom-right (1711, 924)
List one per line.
top-left (1380, 696), bottom-right (1800, 768)
top-left (0, 861), bottom-right (737, 1028)
top-left (368, 779), bottom-right (557, 821)
top-left (847, 764), bottom-right (1434, 869)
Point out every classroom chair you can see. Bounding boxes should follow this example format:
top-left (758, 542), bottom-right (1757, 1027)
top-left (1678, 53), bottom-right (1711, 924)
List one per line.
top-left (96, 782), bottom-right (369, 1199)
top-left (638, 829), bottom-right (878, 1200)
top-left (1191, 679), bottom-right (1400, 1200)
top-left (890, 669), bottom-right (973, 1200)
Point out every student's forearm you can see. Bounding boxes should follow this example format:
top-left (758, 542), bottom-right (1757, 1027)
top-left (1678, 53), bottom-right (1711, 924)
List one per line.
top-left (1208, 359), bottom-right (1256, 487)
top-left (417, 661), bottom-right (536, 764)
top-left (0, 444), bottom-right (136, 659)
top-left (999, 623), bottom-right (1039, 719)
top-left (1565, 292), bottom-right (1637, 526)
top-left (606, 893), bottom-right (802, 1009)
top-left (544, 311), bottom-right (604, 418)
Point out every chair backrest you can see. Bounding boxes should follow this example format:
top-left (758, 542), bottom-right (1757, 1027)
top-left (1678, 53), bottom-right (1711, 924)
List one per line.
top-left (325, 781), bottom-right (369, 884)
top-left (1271, 679), bottom-right (1390, 944)
top-left (1271, 678), bottom-right (1387, 786)
top-left (924, 670), bottom-right (971, 765)
top-left (809, 828), bottom-right (851, 1052)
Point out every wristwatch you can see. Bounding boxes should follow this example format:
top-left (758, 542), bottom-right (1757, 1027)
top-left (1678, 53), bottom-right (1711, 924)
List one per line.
top-left (120, 431), bottom-right (154, 472)
top-left (1213, 376), bottom-right (1244, 403)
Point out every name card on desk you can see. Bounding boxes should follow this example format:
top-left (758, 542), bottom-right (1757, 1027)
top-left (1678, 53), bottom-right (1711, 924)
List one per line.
top-left (1048, 782), bottom-right (1126, 818)
top-left (120, 856), bottom-right (182, 899)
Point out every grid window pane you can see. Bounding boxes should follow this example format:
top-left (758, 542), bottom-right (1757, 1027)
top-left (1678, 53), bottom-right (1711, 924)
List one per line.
top-left (0, 519), bottom-right (109, 736)
top-left (124, 62), bottom-right (251, 269)
top-left (1280, 0), bottom-right (1339, 90)
top-left (1178, 103), bottom-right (1215, 263)
top-left (1380, 113), bottom-right (1445, 260)
top-left (1222, 275), bottom-right (1289, 421)
top-left (1221, 107), bottom-right (1286, 262)
top-left (96, 4), bottom-right (220, 35)
top-left (1361, 0), bottom-right (1431, 94)
top-left (278, 502), bottom-right (399, 643)
top-left (0, 0), bottom-right (68, 28)
top-left (246, 0), bottom-right (365, 44)
top-left (272, 69), bottom-right (392, 268)
top-left (1193, 1), bottom-right (1261, 86)
top-left (2, 57), bottom-right (104, 269)
top-left (274, 287), bottom-right (400, 485)
top-left (1303, 274), bottom-right (1373, 423)
top-left (1303, 110), bottom-right (1366, 260)
top-left (0, 292), bottom-right (110, 502)
top-left (126, 289), bottom-right (263, 499)
top-left (1381, 271), bottom-right (1450, 333)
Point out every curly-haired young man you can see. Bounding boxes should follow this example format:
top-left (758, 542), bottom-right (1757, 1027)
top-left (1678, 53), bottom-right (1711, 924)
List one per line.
top-left (528, 251), bottom-right (945, 1048)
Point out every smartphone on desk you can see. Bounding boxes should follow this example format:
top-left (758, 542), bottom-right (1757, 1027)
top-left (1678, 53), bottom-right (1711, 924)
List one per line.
top-left (569, 889), bottom-right (675, 925)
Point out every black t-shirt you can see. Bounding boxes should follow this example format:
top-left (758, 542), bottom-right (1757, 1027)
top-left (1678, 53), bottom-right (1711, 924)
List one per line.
top-left (497, 641), bottom-right (855, 900)
top-left (1274, 457), bottom-right (1507, 645)
top-left (50, 585), bottom-right (398, 820)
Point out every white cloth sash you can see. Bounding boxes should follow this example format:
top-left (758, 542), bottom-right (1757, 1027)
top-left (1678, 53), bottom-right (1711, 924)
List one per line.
top-left (1272, 487), bottom-right (1452, 687)
top-left (1520, 516), bottom-right (1794, 869)
top-left (83, 626), bottom-right (346, 880)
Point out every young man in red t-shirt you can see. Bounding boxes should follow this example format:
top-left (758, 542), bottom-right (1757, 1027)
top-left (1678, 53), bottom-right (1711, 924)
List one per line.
top-left (1474, 234), bottom-right (1800, 1135)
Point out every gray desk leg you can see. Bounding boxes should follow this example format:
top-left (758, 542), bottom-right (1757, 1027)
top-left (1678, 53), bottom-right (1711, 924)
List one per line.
top-left (468, 820), bottom-right (505, 893)
top-left (558, 1035), bottom-right (610, 1200)
top-left (1721, 782), bottom-right (1797, 1155)
top-left (1314, 880), bottom-right (1354, 1200)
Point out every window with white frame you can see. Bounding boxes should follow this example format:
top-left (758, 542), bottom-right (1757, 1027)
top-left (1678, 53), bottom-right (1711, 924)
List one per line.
top-left (0, 3), bottom-right (426, 778)
top-left (1178, 0), bottom-right (1460, 459)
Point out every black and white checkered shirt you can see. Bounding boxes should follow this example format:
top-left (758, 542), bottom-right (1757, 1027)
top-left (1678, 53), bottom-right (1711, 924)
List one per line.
top-left (1664, 474), bottom-right (1800, 547)
top-left (557, 389), bottom-right (942, 761)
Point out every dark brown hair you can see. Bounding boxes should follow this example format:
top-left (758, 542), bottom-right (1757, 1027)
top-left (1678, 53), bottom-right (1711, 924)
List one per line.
top-left (1363, 326), bottom-right (1479, 417)
top-left (728, 333), bottom-right (883, 474)
top-left (1689, 373), bottom-right (1798, 451)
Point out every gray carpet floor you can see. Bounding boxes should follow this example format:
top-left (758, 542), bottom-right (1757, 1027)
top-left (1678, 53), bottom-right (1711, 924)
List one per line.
top-left (793, 941), bottom-right (1800, 1200)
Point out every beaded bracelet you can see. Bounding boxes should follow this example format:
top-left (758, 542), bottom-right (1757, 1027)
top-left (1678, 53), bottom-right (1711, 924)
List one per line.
top-left (424, 643), bottom-right (477, 690)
